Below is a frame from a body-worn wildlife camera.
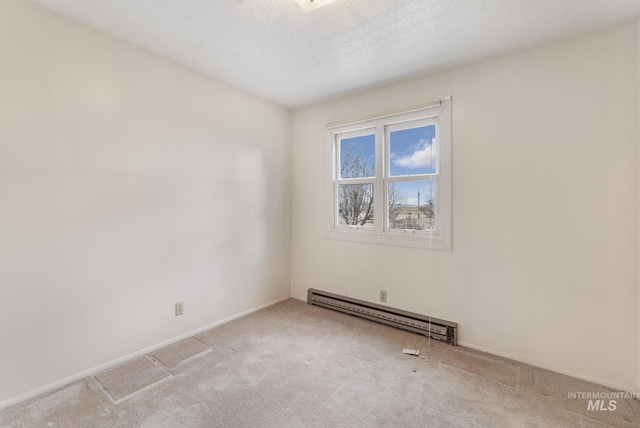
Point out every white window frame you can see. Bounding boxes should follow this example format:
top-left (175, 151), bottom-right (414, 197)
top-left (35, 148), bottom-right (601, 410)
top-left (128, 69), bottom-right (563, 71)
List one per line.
top-left (326, 97), bottom-right (452, 250)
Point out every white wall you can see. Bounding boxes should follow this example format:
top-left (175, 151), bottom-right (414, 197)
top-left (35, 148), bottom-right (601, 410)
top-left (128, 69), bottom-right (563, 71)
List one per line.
top-left (292, 20), bottom-right (638, 390)
top-left (0, 0), bottom-right (290, 405)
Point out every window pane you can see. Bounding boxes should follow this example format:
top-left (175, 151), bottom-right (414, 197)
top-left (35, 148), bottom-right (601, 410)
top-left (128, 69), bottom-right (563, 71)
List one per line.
top-left (337, 184), bottom-right (374, 226)
top-left (388, 180), bottom-right (435, 230)
top-left (339, 134), bottom-right (375, 178)
top-left (389, 125), bottom-right (436, 176)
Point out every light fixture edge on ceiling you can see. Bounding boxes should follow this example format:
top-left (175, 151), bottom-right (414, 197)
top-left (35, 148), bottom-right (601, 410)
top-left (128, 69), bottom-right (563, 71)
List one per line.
top-left (294, 0), bottom-right (340, 13)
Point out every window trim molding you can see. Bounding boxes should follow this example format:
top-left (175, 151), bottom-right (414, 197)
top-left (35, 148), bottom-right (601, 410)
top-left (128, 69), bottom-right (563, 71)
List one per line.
top-left (325, 97), bottom-right (452, 251)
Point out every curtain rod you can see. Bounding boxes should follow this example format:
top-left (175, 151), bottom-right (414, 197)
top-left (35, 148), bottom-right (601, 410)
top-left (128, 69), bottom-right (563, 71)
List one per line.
top-left (326, 96), bottom-right (451, 128)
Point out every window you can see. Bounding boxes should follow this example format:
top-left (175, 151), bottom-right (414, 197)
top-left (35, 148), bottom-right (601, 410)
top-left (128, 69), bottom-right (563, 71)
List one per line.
top-left (327, 98), bottom-right (451, 250)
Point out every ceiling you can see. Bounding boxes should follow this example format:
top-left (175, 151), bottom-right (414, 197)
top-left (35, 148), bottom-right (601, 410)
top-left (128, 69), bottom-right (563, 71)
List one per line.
top-left (33, 0), bottom-right (640, 107)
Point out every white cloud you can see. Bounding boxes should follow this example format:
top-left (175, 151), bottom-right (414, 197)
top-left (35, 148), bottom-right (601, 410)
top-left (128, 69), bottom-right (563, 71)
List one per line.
top-left (392, 139), bottom-right (435, 169)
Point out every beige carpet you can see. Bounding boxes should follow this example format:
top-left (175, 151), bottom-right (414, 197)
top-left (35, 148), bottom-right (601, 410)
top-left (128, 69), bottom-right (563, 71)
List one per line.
top-left (1, 298), bottom-right (638, 427)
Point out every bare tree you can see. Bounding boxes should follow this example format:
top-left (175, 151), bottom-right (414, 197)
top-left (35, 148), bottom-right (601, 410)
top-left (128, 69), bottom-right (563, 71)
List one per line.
top-left (387, 182), bottom-right (406, 225)
top-left (418, 198), bottom-right (435, 229)
top-left (338, 145), bottom-right (407, 226)
top-left (338, 145), bottom-right (374, 225)
top-left (338, 183), bottom-right (374, 225)
top-left (339, 144), bottom-right (374, 179)
top-left (418, 198), bottom-right (434, 219)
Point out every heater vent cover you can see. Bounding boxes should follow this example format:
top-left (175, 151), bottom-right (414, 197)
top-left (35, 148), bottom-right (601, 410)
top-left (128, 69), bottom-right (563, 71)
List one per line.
top-left (308, 288), bottom-right (457, 345)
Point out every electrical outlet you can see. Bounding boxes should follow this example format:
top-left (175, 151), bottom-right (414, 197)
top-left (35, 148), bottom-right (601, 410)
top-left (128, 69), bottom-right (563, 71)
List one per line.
top-left (175, 301), bottom-right (184, 316)
top-left (380, 290), bottom-right (387, 303)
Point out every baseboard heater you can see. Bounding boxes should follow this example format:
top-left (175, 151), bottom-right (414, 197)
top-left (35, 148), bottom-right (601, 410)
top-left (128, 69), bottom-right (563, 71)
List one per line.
top-left (307, 288), bottom-right (457, 345)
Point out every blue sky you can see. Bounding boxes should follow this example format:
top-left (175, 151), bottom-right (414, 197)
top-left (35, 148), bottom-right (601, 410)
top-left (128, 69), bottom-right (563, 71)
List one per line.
top-left (389, 125), bottom-right (436, 176)
top-left (394, 180), bottom-right (434, 207)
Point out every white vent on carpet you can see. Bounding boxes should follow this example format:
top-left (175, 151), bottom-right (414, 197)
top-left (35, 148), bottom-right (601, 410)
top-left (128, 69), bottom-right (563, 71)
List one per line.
top-left (307, 288), bottom-right (457, 345)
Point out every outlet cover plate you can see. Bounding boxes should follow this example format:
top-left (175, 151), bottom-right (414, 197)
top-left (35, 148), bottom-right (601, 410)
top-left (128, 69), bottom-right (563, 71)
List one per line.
top-left (380, 290), bottom-right (387, 303)
top-left (175, 302), bottom-right (184, 316)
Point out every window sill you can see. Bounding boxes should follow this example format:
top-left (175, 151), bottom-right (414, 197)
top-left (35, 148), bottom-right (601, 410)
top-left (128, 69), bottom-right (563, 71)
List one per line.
top-left (327, 229), bottom-right (451, 251)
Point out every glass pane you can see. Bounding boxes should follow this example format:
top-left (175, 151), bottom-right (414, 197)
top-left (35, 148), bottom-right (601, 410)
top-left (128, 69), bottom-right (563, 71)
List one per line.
top-left (389, 125), bottom-right (436, 176)
top-left (339, 134), bottom-right (375, 179)
top-left (337, 184), bottom-right (374, 226)
top-left (388, 180), bottom-right (435, 230)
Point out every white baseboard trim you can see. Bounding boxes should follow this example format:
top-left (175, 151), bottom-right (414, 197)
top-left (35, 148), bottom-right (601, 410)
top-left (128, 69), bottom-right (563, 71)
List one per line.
top-left (0, 295), bottom-right (290, 410)
top-left (457, 340), bottom-right (637, 393)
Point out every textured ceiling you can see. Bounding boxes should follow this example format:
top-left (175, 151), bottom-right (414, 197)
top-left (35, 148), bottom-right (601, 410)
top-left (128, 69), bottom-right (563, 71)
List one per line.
top-left (33, 0), bottom-right (640, 107)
